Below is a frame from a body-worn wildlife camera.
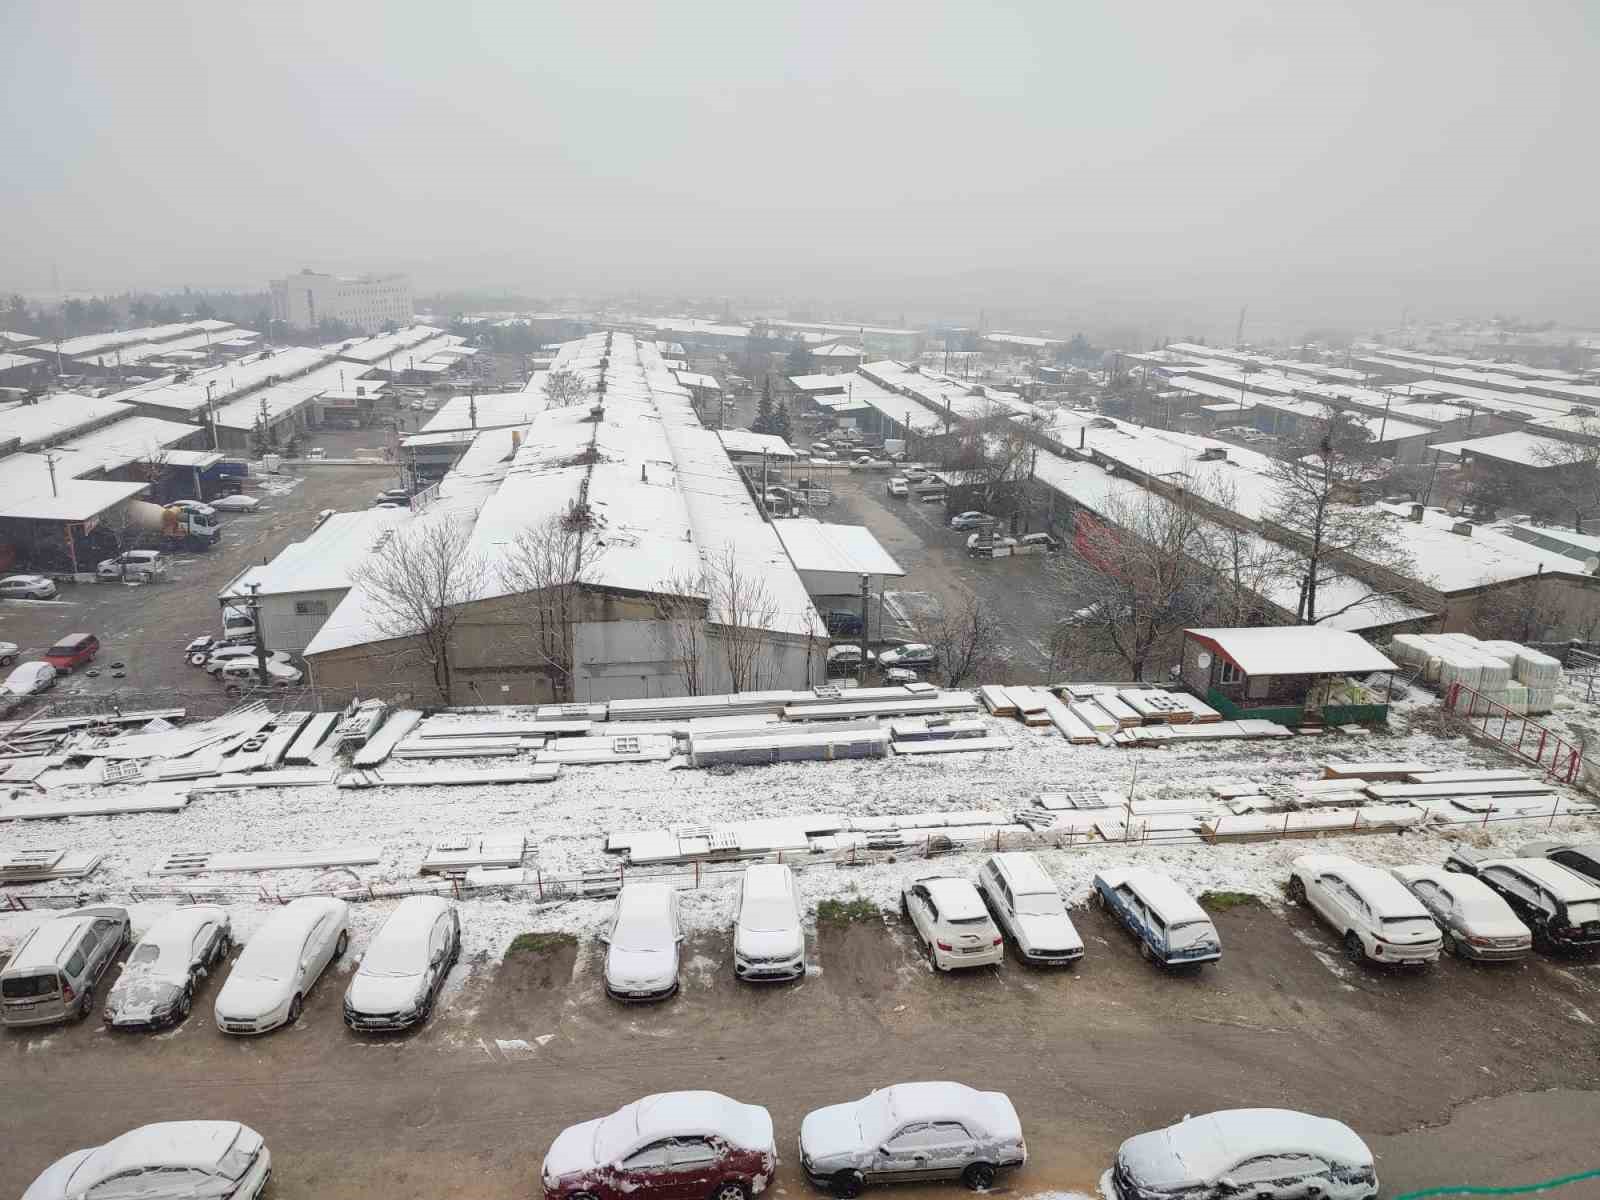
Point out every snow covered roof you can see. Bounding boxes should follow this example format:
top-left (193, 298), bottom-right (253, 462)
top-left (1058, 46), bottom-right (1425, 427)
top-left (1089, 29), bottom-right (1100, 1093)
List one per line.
top-left (209, 360), bottom-right (358, 430)
top-left (1430, 429), bottom-right (1571, 468)
top-left (717, 429), bottom-right (795, 459)
top-left (0, 352), bottom-right (40, 371)
top-left (0, 330), bottom-right (40, 347)
top-left (860, 360), bottom-right (1038, 422)
top-left (0, 475), bottom-right (148, 521)
top-left (788, 373), bottom-right (849, 393)
top-left (115, 346), bottom-right (337, 417)
top-left (674, 370), bottom-right (721, 391)
top-left (1186, 627), bottom-right (1397, 676)
top-left (222, 508), bottom-right (412, 598)
top-left (0, 393), bottom-right (131, 451)
top-left (1377, 502), bottom-right (1589, 591)
top-left (54, 320), bottom-right (237, 360)
top-left (1, 414), bottom-right (200, 478)
top-left (773, 519), bottom-right (906, 578)
top-left (420, 389), bottom-right (549, 434)
top-left (810, 342), bottom-right (863, 358)
top-left (327, 325), bottom-right (449, 364)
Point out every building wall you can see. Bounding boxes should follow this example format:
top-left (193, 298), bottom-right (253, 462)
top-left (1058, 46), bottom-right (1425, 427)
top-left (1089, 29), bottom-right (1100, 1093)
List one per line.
top-left (247, 588), bottom-right (348, 655)
top-left (270, 273), bottom-right (413, 334)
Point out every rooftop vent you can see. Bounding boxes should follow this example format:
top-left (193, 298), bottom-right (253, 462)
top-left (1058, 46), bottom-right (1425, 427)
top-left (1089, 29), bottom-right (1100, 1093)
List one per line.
top-left (1197, 446), bottom-right (1228, 461)
top-left (1409, 503), bottom-right (1425, 522)
top-left (1451, 521), bottom-right (1474, 537)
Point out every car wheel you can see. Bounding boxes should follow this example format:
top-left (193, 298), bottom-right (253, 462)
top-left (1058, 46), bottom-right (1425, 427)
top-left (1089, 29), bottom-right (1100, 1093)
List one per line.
top-left (0, 654), bottom-right (12, 667)
top-left (334, 930), bottom-right (349, 959)
top-left (1089, 888), bottom-right (1105, 910)
top-left (710, 1182), bottom-right (748, 1200)
top-left (287, 994), bottom-right (304, 1025)
top-left (213, 934), bottom-right (232, 967)
top-left (187, 652), bottom-right (208, 667)
top-left (178, 985), bottom-right (194, 1018)
top-left (1343, 931), bottom-right (1366, 964)
top-left (1287, 876), bottom-right (1306, 904)
top-left (1440, 929), bottom-right (1457, 957)
top-left (830, 1170), bottom-right (865, 1199)
top-left (77, 985), bottom-right (95, 1021)
top-left (1139, 939), bottom-right (1155, 963)
top-left (961, 1163), bottom-right (996, 1191)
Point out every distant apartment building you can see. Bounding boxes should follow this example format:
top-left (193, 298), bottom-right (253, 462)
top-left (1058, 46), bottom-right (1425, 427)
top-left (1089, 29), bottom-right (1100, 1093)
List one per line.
top-left (269, 270), bottom-right (413, 334)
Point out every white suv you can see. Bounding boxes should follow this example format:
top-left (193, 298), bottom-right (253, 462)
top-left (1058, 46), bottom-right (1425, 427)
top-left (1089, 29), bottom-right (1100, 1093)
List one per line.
top-left (733, 863), bottom-right (805, 982)
top-left (900, 875), bottom-right (1003, 971)
top-left (96, 550), bottom-right (168, 581)
top-left (1289, 854), bottom-right (1442, 967)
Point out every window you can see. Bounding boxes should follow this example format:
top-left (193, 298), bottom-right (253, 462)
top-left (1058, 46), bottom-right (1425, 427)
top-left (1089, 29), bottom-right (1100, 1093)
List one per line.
top-left (669, 1138), bottom-right (718, 1166)
top-left (65, 950), bottom-right (86, 976)
top-left (294, 599), bottom-right (329, 617)
top-left (887, 1124), bottom-right (946, 1151)
top-left (1218, 659), bottom-right (1242, 685)
top-left (622, 1142), bottom-right (671, 1172)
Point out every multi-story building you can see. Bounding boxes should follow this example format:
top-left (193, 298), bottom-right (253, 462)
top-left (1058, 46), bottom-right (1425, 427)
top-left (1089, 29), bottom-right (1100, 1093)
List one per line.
top-left (269, 270), bottom-right (413, 333)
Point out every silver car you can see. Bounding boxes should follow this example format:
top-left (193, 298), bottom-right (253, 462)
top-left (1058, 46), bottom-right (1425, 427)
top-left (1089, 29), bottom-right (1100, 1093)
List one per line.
top-left (1389, 865), bottom-right (1531, 961)
top-left (344, 896), bottom-right (461, 1031)
top-left (1, 906), bottom-right (130, 1027)
top-left (214, 897), bottom-right (349, 1035)
top-left (0, 574), bottom-right (58, 600)
top-left (104, 906), bottom-right (232, 1030)
top-left (22, 1121), bottom-right (271, 1200)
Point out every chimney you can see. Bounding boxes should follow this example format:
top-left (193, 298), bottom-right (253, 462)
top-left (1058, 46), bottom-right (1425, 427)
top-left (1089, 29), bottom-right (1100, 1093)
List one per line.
top-left (1451, 521), bottom-right (1474, 536)
top-left (1198, 446), bottom-right (1227, 461)
top-left (1409, 503), bottom-right (1424, 522)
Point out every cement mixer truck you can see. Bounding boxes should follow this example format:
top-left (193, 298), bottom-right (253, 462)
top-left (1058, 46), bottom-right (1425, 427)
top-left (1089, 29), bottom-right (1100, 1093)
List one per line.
top-left (124, 500), bottom-right (222, 551)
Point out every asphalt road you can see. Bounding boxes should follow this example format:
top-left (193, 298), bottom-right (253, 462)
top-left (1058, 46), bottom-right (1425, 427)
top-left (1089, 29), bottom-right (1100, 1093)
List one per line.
top-left (5, 898), bottom-right (1599, 1198)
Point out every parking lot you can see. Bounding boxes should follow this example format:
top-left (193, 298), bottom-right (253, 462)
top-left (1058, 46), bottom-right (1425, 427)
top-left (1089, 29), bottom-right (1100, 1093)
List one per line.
top-left (5, 894), bottom-right (1600, 1198)
top-left (0, 461), bottom-right (396, 704)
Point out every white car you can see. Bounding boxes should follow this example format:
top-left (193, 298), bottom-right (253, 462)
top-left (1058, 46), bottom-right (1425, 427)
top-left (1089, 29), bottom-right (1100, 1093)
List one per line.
top-left (887, 477), bottom-right (909, 497)
top-left (948, 511), bottom-right (995, 530)
top-left (1103, 1109), bottom-right (1377, 1200)
top-left (800, 1081), bottom-right (1026, 1196)
top-left (343, 896), bottom-right (461, 1031)
top-left (2, 661), bottom-right (57, 697)
top-left (1389, 864), bottom-right (1531, 961)
top-left (901, 876), bottom-right (1003, 971)
top-left (104, 906), bottom-right (232, 1030)
top-left (826, 644), bottom-right (874, 669)
top-left (977, 853), bottom-right (1083, 966)
top-left (878, 643), bottom-right (935, 669)
top-left (1288, 854), bottom-right (1442, 967)
top-left (168, 499), bottom-right (217, 516)
top-left (882, 667), bottom-right (919, 684)
top-left (603, 882), bottom-right (682, 1001)
top-left (0, 574), bottom-right (58, 599)
top-left (21, 1121), bottom-right (272, 1200)
top-left (0, 640), bottom-right (16, 667)
top-left (214, 896), bottom-right (349, 1035)
top-left (217, 657), bottom-right (304, 688)
top-left (209, 493), bottom-right (261, 512)
top-left (96, 550), bottom-right (168, 581)
top-left (195, 645), bottom-right (290, 672)
top-left (733, 863), bottom-right (805, 982)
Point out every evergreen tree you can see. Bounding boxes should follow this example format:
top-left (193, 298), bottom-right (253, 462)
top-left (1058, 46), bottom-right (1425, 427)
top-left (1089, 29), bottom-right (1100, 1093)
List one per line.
top-left (753, 380), bottom-right (775, 434)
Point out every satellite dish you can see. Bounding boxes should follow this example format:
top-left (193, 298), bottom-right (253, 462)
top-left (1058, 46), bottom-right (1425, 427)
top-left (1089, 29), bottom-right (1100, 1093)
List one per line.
top-left (1196, 651), bottom-right (1213, 669)
top-left (1585, 556), bottom-right (1600, 576)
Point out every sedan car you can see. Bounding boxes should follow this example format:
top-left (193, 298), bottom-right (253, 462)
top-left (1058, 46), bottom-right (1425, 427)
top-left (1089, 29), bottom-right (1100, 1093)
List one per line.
top-left (800, 1081), bottom-right (1025, 1196)
top-left (104, 905), bottom-right (232, 1030)
top-left (542, 1091), bottom-right (776, 1200)
top-left (901, 876), bottom-right (1003, 971)
top-left (977, 852), bottom-right (1083, 966)
top-left (1103, 1109), bottom-right (1376, 1200)
top-left (0, 574), bottom-right (58, 600)
top-left (2, 661), bottom-right (56, 697)
top-left (214, 896), bottom-right (349, 1035)
top-left (878, 643), bottom-right (935, 669)
top-left (948, 511), bottom-right (995, 530)
top-left (344, 896), bottom-right (460, 1031)
top-left (22, 1121), bottom-right (271, 1200)
top-left (1389, 865), bottom-right (1531, 961)
top-left (887, 477), bottom-right (909, 498)
top-left (1092, 868), bottom-right (1221, 968)
top-left (209, 493), bottom-right (261, 512)
top-left (603, 882), bottom-right (682, 1001)
top-left (734, 863), bottom-right (805, 982)
top-left (218, 656), bottom-right (304, 689)
top-left (826, 644), bottom-right (874, 669)
top-left (1288, 854), bottom-right (1442, 967)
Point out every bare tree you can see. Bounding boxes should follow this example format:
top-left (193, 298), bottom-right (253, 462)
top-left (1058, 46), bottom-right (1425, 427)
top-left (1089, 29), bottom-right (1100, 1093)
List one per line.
top-left (1531, 416), bottom-right (1600, 532)
top-left (706, 544), bottom-right (780, 693)
top-left (1467, 579), bottom-right (1571, 644)
top-left (1190, 477), bottom-right (1295, 626)
top-left (1264, 413), bottom-right (1415, 625)
top-left (352, 520), bottom-right (487, 703)
top-left (497, 506), bottom-right (600, 702)
top-left (949, 407), bottom-right (1033, 512)
top-left (913, 593), bottom-right (1002, 687)
top-left (543, 368), bottom-right (591, 409)
top-left (1048, 489), bottom-right (1210, 681)
top-left (650, 570), bottom-right (710, 696)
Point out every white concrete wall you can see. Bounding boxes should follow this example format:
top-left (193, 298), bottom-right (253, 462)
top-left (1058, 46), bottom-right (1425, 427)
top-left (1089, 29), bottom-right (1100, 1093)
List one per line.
top-left (255, 588), bottom-right (347, 655)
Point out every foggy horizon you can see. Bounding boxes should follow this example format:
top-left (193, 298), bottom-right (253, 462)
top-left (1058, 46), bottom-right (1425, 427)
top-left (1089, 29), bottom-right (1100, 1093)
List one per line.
top-left (3, 1), bottom-right (1597, 339)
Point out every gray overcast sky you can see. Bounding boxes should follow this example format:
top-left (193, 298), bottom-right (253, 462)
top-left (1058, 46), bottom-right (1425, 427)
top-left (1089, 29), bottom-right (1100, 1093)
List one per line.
top-left (2, 1), bottom-right (1597, 332)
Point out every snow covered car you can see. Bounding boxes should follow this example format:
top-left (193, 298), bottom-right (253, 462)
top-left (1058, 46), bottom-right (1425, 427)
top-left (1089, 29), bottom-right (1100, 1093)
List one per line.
top-left (887, 477), bottom-right (909, 498)
top-left (96, 549), bottom-right (168, 581)
top-left (104, 905), bottom-right (232, 1030)
top-left (1, 906), bottom-right (129, 1028)
top-left (900, 876), bottom-right (1003, 971)
top-left (2, 661), bottom-right (56, 697)
top-left (1103, 1108), bottom-right (1376, 1200)
top-left (218, 656), bottom-right (304, 690)
top-left (343, 895), bottom-right (461, 1031)
top-left (799, 1081), bottom-right (1026, 1196)
top-left (1519, 838), bottom-right (1600, 886)
top-left (0, 640), bottom-right (16, 666)
top-left (1445, 848), bottom-right (1600, 952)
top-left (1092, 868), bottom-right (1221, 968)
top-left (209, 493), bottom-right (261, 512)
top-left (878, 643), bottom-right (934, 669)
top-left (214, 896), bottom-right (349, 1035)
top-left (541, 1091), bottom-right (776, 1200)
top-left (882, 667), bottom-right (919, 684)
top-left (734, 863), bottom-right (805, 982)
top-left (168, 499), bottom-right (217, 516)
top-left (196, 644), bottom-right (292, 673)
top-left (603, 882), bottom-right (682, 1002)
top-left (0, 573), bottom-right (58, 599)
top-left (948, 511), bottom-right (995, 530)
top-left (977, 853), bottom-right (1083, 966)
top-left (1389, 864), bottom-right (1531, 961)
top-left (1288, 854), bottom-right (1441, 967)
top-left (21, 1121), bottom-right (272, 1200)
top-left (826, 644), bottom-right (874, 669)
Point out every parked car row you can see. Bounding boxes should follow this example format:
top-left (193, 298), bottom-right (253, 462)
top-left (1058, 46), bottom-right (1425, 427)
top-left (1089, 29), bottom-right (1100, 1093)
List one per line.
top-left (0, 896), bottom-right (460, 1036)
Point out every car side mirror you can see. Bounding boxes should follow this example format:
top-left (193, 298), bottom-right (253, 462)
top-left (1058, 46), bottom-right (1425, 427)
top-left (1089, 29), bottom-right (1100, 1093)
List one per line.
top-left (599, 933), bottom-right (610, 945)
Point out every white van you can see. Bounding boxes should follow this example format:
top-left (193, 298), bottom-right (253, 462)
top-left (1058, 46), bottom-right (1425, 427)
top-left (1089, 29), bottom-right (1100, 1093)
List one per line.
top-left (978, 852), bottom-right (1084, 966)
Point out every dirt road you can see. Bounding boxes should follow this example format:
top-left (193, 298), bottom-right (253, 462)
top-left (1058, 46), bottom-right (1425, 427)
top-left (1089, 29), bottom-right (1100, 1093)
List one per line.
top-left (5, 899), bottom-right (1599, 1197)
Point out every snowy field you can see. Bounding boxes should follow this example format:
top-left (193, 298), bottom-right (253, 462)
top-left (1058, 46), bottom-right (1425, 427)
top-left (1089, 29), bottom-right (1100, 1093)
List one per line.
top-left (3, 699), bottom-right (1596, 972)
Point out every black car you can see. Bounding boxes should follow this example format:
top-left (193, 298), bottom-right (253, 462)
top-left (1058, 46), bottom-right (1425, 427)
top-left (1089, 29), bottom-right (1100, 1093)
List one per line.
top-left (1446, 849), bottom-right (1600, 952)
top-left (824, 609), bottom-right (863, 636)
top-left (1521, 840), bottom-right (1600, 886)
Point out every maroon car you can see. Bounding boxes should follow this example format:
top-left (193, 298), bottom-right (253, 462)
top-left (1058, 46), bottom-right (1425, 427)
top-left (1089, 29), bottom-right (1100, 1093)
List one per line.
top-left (542, 1091), bottom-right (777, 1200)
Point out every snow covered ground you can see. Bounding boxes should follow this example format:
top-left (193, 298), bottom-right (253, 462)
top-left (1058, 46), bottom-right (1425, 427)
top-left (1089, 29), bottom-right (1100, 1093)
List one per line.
top-left (3, 703), bottom-right (1594, 971)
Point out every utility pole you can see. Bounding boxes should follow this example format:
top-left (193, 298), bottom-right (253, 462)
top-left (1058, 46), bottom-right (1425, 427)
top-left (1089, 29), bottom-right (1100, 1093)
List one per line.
top-left (205, 381), bottom-right (219, 450)
top-left (1379, 390), bottom-right (1392, 444)
top-left (1235, 305), bottom-right (1247, 348)
top-left (248, 583), bottom-right (269, 687)
top-left (858, 573), bottom-right (871, 683)
top-left (43, 449), bottom-right (59, 498)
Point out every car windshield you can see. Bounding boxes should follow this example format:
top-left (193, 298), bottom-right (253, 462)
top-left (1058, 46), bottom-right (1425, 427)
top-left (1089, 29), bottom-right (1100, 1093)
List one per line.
top-left (2, 973), bottom-right (57, 998)
top-left (128, 944), bottom-right (164, 966)
top-left (613, 899), bottom-right (672, 951)
top-left (361, 934), bottom-right (425, 977)
top-left (1166, 920), bottom-right (1214, 949)
top-left (1567, 901), bottom-right (1600, 925)
top-left (1015, 892), bottom-right (1066, 917)
top-left (741, 896), bottom-right (795, 933)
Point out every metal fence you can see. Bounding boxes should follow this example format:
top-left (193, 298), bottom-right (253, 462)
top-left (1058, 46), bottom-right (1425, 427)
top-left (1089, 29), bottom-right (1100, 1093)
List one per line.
top-left (1443, 681), bottom-right (1583, 783)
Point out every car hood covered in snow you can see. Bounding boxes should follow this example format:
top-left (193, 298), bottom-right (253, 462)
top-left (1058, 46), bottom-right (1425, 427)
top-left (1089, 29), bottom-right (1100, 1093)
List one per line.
top-left (214, 972), bottom-right (291, 1020)
top-left (345, 971), bottom-right (424, 1014)
top-left (107, 971), bottom-right (185, 1021)
top-left (799, 1102), bottom-right (863, 1162)
top-left (21, 1149), bottom-right (94, 1200)
top-left (1014, 913), bottom-right (1082, 953)
top-left (605, 945), bottom-right (677, 990)
top-left (736, 926), bottom-right (803, 960)
top-left (543, 1116), bottom-right (605, 1179)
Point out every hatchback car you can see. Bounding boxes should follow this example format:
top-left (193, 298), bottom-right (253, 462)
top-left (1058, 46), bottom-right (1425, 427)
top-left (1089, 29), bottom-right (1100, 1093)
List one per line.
top-left (733, 863), bottom-right (805, 982)
top-left (1, 906), bottom-right (130, 1028)
top-left (603, 882), bottom-right (682, 1001)
top-left (2, 661), bottom-right (57, 697)
top-left (878, 643), bottom-right (935, 669)
top-left (1446, 849), bottom-right (1600, 952)
top-left (542, 1091), bottom-right (776, 1200)
top-left (344, 896), bottom-right (461, 1031)
top-left (1103, 1108), bottom-right (1376, 1200)
top-left (949, 511), bottom-right (995, 530)
top-left (0, 574), bottom-right (58, 599)
top-left (1289, 854), bottom-right (1441, 967)
top-left (42, 632), bottom-right (99, 672)
top-left (21, 1121), bottom-right (272, 1200)
top-left (104, 905), bottom-right (232, 1030)
top-left (901, 876), bottom-right (1004, 971)
top-left (1389, 864), bottom-right (1530, 961)
top-left (1092, 868), bottom-right (1221, 968)
top-left (887, 477), bottom-right (909, 498)
top-left (214, 896), bottom-right (349, 1035)
top-left (977, 853), bottom-right (1083, 966)
top-left (96, 549), bottom-right (168, 581)
top-left (800, 1081), bottom-right (1026, 1196)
